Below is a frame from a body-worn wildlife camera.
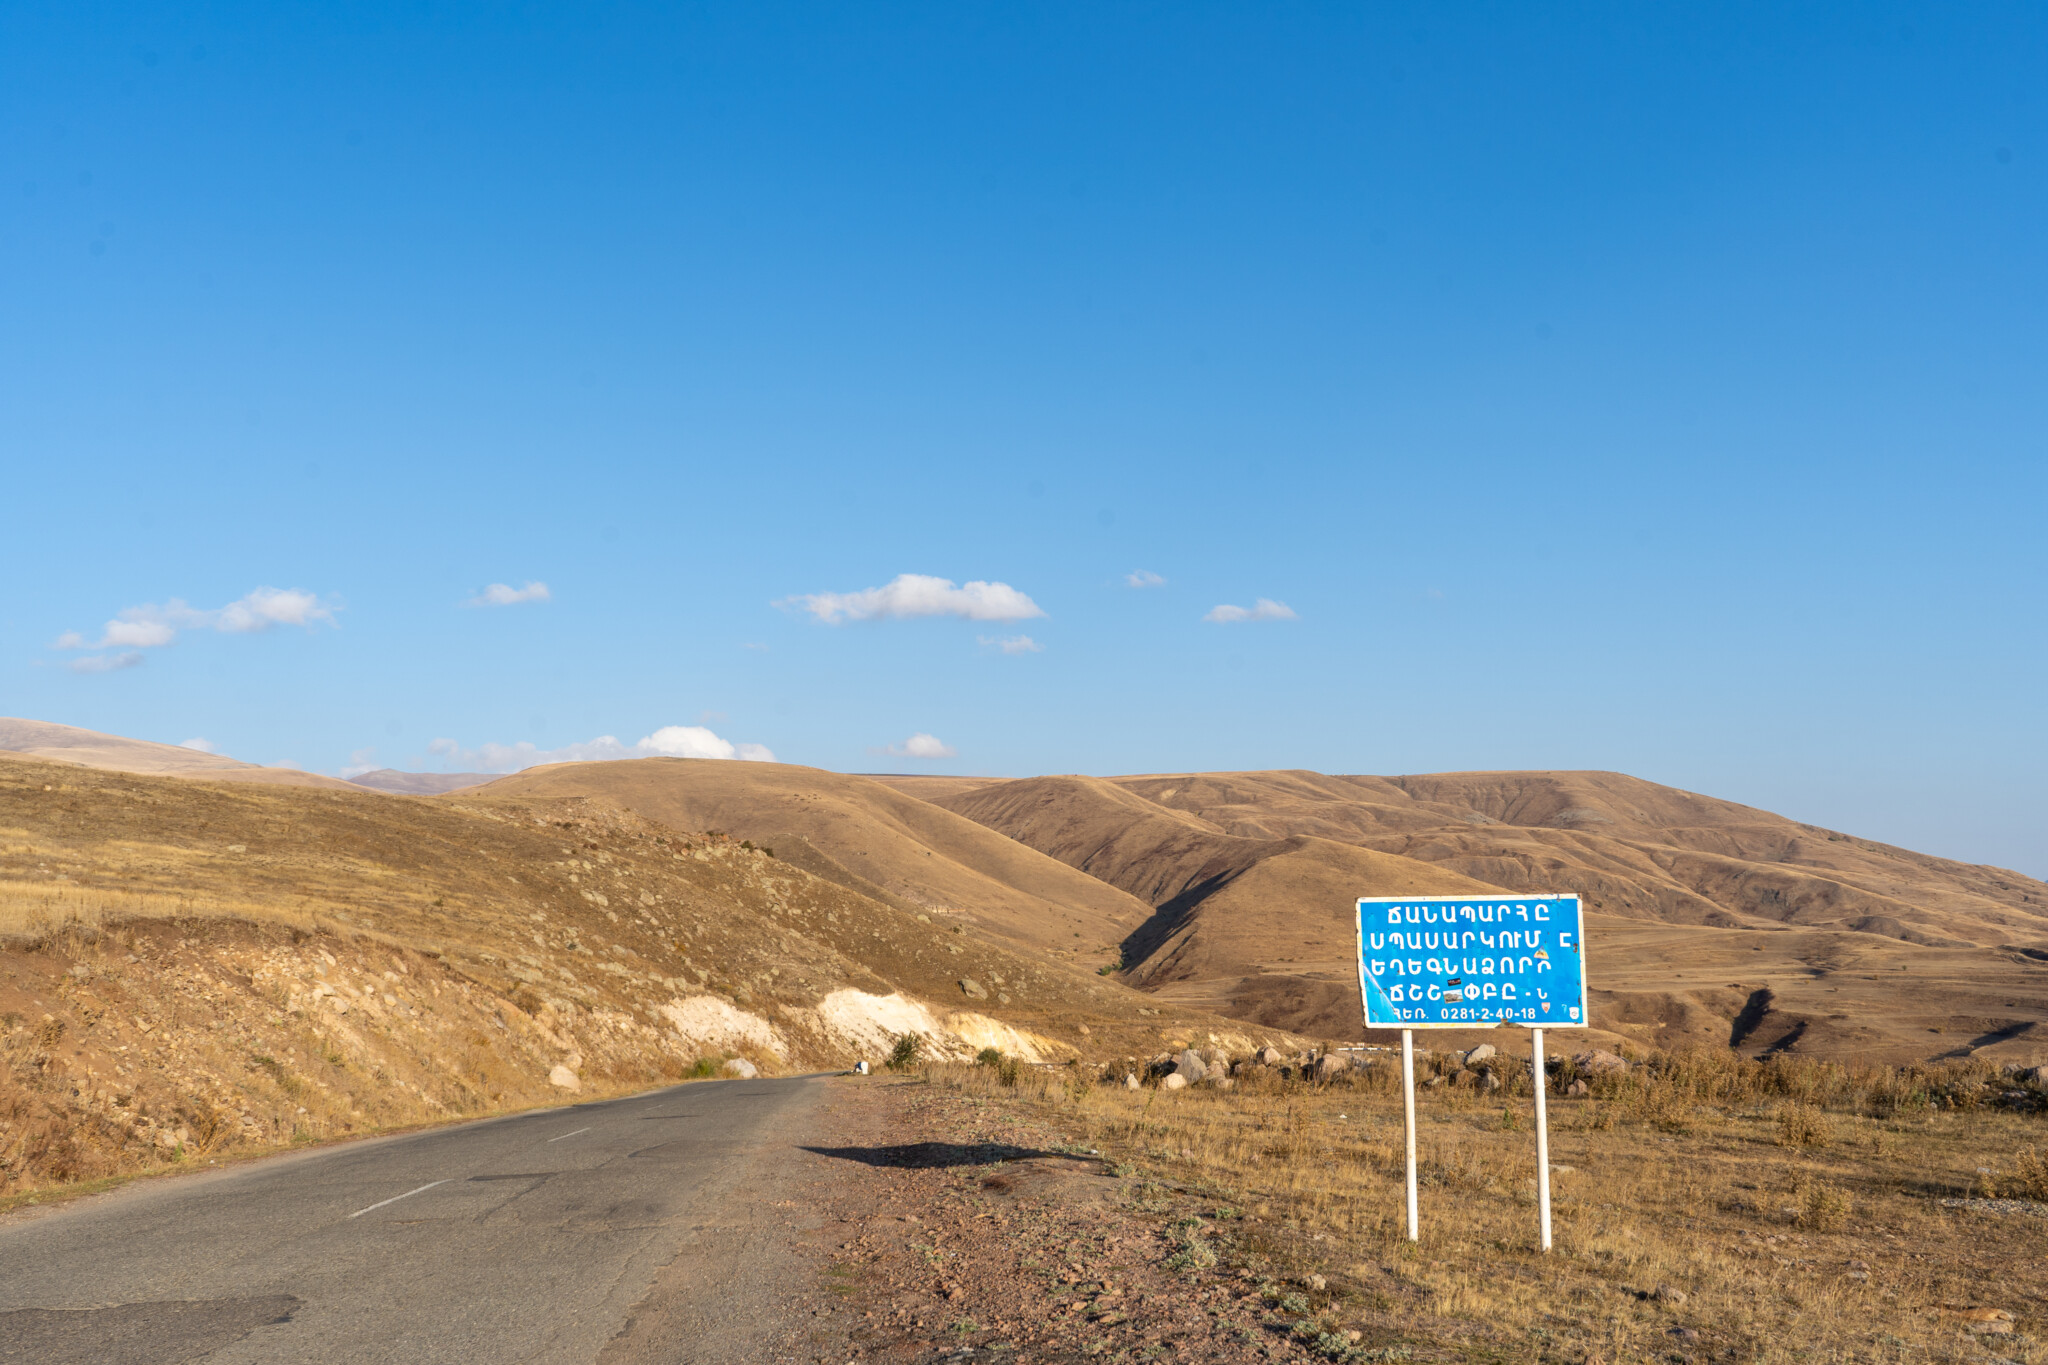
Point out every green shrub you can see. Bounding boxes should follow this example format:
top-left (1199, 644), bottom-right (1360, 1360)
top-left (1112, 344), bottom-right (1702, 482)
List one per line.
top-left (888, 1033), bottom-right (922, 1071)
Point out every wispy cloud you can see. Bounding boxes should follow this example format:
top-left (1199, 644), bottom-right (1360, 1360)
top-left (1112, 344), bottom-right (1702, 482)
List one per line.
top-left (339, 746), bottom-right (379, 778)
top-left (979, 634), bottom-right (1044, 655)
top-left (881, 732), bottom-right (957, 759)
top-left (1126, 569), bottom-right (1167, 588)
top-left (68, 651), bottom-right (145, 674)
top-left (1203, 598), bottom-right (1298, 624)
top-left (780, 573), bottom-right (1044, 624)
top-left (425, 724), bottom-right (776, 774)
top-left (56, 588), bottom-right (337, 668)
top-left (179, 738), bottom-right (220, 754)
top-left (463, 581), bottom-right (551, 607)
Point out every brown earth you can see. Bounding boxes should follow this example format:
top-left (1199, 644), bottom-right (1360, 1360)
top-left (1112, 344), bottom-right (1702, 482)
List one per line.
top-left (0, 753), bottom-right (1299, 1197)
top-left (475, 759), bottom-right (1157, 968)
top-left (906, 770), bottom-right (2048, 1062)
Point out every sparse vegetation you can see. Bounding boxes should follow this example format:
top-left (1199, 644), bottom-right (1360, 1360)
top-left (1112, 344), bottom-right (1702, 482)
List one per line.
top-left (919, 1047), bottom-right (2048, 1363)
top-left (888, 1033), bottom-right (923, 1071)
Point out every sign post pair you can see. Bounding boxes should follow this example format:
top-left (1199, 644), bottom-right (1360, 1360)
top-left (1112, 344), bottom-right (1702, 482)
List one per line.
top-left (1355, 894), bottom-right (1588, 1252)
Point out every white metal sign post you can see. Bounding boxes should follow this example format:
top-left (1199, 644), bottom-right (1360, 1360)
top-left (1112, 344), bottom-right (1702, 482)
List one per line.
top-left (1357, 895), bottom-right (1587, 1250)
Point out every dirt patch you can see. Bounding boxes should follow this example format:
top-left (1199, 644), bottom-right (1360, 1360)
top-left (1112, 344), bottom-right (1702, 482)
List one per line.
top-left (770, 1077), bottom-right (1327, 1363)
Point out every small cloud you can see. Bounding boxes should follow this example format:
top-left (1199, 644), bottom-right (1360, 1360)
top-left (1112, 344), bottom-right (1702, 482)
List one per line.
top-left (56, 587), bottom-right (336, 653)
top-left (740, 642), bottom-right (770, 651)
top-left (697, 710), bottom-right (729, 723)
top-left (179, 737), bottom-right (219, 754)
top-left (68, 651), bottom-right (145, 674)
top-left (425, 724), bottom-right (776, 773)
top-left (1203, 598), bottom-right (1298, 624)
top-left (979, 634), bottom-right (1044, 655)
top-left (339, 746), bottom-right (378, 778)
top-left (463, 581), bottom-right (551, 608)
top-left (102, 618), bottom-right (179, 648)
top-left (882, 732), bottom-right (957, 759)
top-left (780, 573), bottom-right (1045, 624)
top-left (1126, 569), bottom-right (1167, 588)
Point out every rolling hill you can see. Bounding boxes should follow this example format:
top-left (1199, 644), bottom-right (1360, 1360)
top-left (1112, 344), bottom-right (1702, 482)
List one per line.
top-left (904, 769), bottom-right (2048, 1062)
top-left (0, 717), bottom-right (359, 791)
top-left (0, 751), bottom-right (1293, 1194)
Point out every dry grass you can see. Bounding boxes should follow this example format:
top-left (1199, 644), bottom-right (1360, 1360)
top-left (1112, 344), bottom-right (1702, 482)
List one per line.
top-left (925, 1050), bottom-right (2048, 1363)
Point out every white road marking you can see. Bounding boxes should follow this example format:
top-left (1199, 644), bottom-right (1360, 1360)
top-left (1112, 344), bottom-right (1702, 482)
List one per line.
top-left (348, 1180), bottom-right (449, 1219)
top-left (546, 1127), bottom-right (592, 1143)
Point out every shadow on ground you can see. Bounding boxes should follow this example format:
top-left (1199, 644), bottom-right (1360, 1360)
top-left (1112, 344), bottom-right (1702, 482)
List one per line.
top-left (799, 1142), bottom-right (1060, 1169)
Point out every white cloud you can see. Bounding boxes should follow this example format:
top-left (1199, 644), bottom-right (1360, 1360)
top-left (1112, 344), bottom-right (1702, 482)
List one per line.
top-left (103, 619), bottom-right (179, 648)
top-left (781, 573), bottom-right (1045, 624)
top-left (979, 634), bottom-right (1044, 655)
top-left (1203, 598), bottom-right (1298, 624)
top-left (339, 746), bottom-right (378, 778)
top-left (179, 737), bottom-right (219, 754)
top-left (425, 724), bottom-right (777, 774)
top-left (56, 587), bottom-right (336, 653)
top-left (67, 652), bottom-right (144, 674)
top-left (464, 581), bottom-right (551, 608)
top-left (1126, 569), bottom-right (1167, 588)
top-left (885, 732), bottom-right (957, 759)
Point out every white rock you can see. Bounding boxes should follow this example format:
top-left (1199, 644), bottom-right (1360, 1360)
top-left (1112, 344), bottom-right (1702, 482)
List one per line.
top-left (548, 1065), bottom-right (581, 1090)
top-left (1161, 1072), bottom-right (1188, 1091)
top-left (722, 1057), bottom-right (760, 1079)
top-left (1463, 1043), bottom-right (1497, 1066)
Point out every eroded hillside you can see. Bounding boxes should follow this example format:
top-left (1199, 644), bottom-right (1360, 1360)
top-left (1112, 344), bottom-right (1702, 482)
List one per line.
top-left (914, 769), bottom-right (2048, 1061)
top-left (0, 755), bottom-right (1288, 1196)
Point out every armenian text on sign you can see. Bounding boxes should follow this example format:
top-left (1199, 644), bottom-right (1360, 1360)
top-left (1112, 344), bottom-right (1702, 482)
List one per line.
top-left (1356, 895), bottom-right (1588, 1029)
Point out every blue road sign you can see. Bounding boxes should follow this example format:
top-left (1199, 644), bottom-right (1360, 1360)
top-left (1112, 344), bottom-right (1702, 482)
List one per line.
top-left (1357, 895), bottom-right (1588, 1029)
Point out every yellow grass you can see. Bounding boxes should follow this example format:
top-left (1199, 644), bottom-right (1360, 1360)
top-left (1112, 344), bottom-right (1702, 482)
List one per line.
top-left (926, 1052), bottom-right (2048, 1363)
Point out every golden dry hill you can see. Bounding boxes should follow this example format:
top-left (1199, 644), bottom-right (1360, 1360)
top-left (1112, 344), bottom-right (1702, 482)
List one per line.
top-left (0, 753), bottom-right (1294, 1196)
top-left (896, 769), bottom-right (2048, 1062)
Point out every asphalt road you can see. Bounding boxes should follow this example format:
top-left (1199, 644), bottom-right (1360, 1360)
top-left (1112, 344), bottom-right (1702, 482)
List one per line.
top-left (0, 1075), bottom-right (829, 1365)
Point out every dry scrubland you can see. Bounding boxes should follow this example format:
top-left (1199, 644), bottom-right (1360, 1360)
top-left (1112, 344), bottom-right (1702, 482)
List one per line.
top-left (924, 1046), bottom-right (2048, 1364)
top-left (0, 754), bottom-right (1282, 1199)
top-left (921, 770), bottom-right (2048, 1056)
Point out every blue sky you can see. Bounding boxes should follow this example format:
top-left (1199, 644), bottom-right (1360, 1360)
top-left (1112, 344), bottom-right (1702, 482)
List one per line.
top-left (3, 4), bottom-right (2043, 876)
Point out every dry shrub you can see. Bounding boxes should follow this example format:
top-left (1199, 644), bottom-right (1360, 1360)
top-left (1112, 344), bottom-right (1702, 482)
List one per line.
top-left (1777, 1102), bottom-right (1830, 1148)
top-left (1986, 1146), bottom-right (2048, 1202)
top-left (1794, 1178), bottom-right (1849, 1231)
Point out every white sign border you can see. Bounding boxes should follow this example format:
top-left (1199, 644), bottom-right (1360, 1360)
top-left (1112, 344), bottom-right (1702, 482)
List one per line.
top-left (1355, 893), bottom-right (1590, 1031)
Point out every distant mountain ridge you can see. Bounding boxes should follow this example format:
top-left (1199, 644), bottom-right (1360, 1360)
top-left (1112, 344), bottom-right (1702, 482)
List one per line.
top-left (345, 769), bottom-right (499, 795)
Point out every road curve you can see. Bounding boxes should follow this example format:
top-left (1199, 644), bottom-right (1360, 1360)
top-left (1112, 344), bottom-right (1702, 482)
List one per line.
top-left (0, 1075), bottom-right (826, 1364)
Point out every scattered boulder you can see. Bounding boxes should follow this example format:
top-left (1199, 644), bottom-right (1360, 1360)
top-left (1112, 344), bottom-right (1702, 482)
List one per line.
top-left (548, 1065), bottom-right (581, 1090)
top-left (1175, 1049), bottom-right (1209, 1084)
top-left (1575, 1050), bottom-right (1630, 1075)
top-left (1256, 1047), bottom-right (1286, 1067)
top-left (958, 978), bottom-right (988, 1000)
top-left (1477, 1070), bottom-right (1502, 1092)
top-left (1653, 1285), bottom-right (1688, 1306)
top-left (1124, 1073), bottom-right (1141, 1091)
top-left (1161, 1072), bottom-right (1189, 1091)
top-left (1463, 1043), bottom-right (1497, 1066)
top-left (722, 1057), bottom-right (759, 1079)
top-left (1304, 1274), bottom-right (1327, 1291)
top-left (1566, 1079), bottom-right (1590, 1097)
top-left (1312, 1053), bottom-right (1352, 1082)
top-left (2019, 1065), bottom-right (2047, 1088)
